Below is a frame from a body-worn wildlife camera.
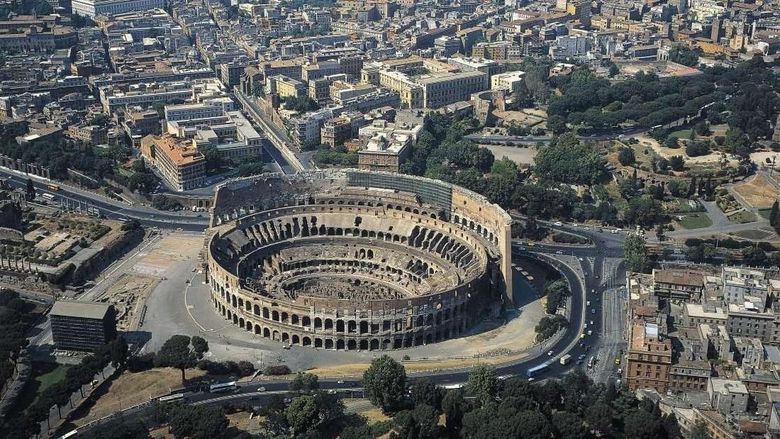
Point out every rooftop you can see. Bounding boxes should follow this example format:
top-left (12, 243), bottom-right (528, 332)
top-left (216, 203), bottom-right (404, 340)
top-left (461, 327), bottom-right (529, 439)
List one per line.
top-left (51, 300), bottom-right (112, 320)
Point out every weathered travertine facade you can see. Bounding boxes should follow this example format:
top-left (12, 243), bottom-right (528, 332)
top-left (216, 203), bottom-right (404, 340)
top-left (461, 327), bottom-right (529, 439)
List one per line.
top-left (206, 170), bottom-right (512, 350)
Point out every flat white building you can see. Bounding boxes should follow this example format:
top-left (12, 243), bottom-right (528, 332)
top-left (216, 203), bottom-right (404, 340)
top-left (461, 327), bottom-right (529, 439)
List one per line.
top-left (71, 0), bottom-right (166, 18)
top-left (491, 71), bottom-right (526, 95)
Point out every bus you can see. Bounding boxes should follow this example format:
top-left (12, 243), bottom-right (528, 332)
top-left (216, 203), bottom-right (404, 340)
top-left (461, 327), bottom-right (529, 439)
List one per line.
top-left (440, 383), bottom-right (465, 390)
top-left (47, 183), bottom-right (60, 191)
top-left (527, 362), bottom-right (550, 378)
top-left (209, 381), bottom-right (238, 393)
top-left (158, 393), bottom-right (186, 403)
top-left (58, 430), bottom-right (79, 439)
top-left (41, 193), bottom-right (55, 202)
top-left (559, 354), bottom-right (572, 366)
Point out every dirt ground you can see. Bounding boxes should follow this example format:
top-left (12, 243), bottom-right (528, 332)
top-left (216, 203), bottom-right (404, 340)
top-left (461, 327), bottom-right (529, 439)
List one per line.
top-left (133, 234), bottom-right (204, 277)
top-left (733, 174), bottom-right (780, 209)
top-left (344, 399), bottom-right (391, 424)
top-left (306, 350), bottom-right (531, 378)
top-left (493, 109), bottom-right (546, 126)
top-left (71, 368), bottom-right (207, 427)
top-left (635, 135), bottom-right (735, 166)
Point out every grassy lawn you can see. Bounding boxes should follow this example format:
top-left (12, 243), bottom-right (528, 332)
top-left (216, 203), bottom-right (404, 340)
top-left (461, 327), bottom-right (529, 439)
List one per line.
top-left (10, 362), bottom-right (72, 415)
top-left (731, 229), bottom-right (773, 240)
top-left (677, 213), bottom-right (713, 229)
top-left (670, 128), bottom-right (692, 139)
top-left (728, 210), bottom-right (757, 224)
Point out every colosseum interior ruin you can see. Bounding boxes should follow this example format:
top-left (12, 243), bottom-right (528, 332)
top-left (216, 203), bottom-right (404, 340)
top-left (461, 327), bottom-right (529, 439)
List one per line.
top-left (205, 170), bottom-right (513, 351)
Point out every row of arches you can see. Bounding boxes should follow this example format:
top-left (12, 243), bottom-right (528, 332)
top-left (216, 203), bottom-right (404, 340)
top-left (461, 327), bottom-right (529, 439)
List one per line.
top-left (217, 299), bottom-right (470, 350)
top-left (452, 213), bottom-right (499, 247)
top-left (215, 289), bottom-right (468, 335)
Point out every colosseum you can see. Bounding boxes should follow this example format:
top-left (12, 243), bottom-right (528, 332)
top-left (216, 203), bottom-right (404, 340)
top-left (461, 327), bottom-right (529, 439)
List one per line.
top-left (205, 169), bottom-right (513, 351)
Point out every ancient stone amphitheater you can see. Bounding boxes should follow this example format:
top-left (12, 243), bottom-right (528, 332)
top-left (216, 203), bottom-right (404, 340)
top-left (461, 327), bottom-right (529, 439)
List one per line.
top-left (205, 170), bottom-right (513, 351)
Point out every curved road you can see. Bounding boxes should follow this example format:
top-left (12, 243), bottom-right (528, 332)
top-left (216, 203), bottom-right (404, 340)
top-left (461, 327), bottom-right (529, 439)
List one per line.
top-left (0, 168), bottom-right (209, 231)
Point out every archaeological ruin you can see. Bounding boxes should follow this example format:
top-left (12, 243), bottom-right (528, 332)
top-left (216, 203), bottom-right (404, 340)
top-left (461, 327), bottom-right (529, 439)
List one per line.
top-left (205, 170), bottom-right (513, 350)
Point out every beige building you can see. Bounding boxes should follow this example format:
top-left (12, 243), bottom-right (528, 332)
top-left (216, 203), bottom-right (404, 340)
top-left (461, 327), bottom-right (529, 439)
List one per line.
top-left (140, 135), bottom-right (206, 191)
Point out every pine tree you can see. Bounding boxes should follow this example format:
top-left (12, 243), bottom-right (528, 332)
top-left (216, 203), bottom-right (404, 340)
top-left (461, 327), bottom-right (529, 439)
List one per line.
top-left (687, 176), bottom-right (697, 198)
top-left (771, 200), bottom-right (780, 232)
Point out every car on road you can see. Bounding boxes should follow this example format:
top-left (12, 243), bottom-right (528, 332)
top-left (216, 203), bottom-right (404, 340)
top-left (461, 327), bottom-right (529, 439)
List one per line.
top-left (591, 309), bottom-right (596, 314)
top-left (578, 354), bottom-right (586, 360)
top-left (257, 387), bottom-right (266, 392)
top-left (554, 222), bottom-right (563, 226)
top-left (615, 357), bottom-right (621, 365)
top-left (547, 350), bottom-right (554, 356)
top-left (590, 320), bottom-right (594, 325)
top-left (586, 301), bottom-right (591, 306)
top-left (337, 380), bottom-right (345, 384)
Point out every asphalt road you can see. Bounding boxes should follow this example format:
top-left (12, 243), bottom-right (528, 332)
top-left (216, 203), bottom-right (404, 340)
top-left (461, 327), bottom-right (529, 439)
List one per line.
top-left (0, 168), bottom-right (209, 231)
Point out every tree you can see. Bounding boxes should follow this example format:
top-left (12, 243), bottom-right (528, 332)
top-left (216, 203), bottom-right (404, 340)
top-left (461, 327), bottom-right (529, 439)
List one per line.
top-left (534, 134), bottom-right (606, 185)
top-left (191, 336), bottom-right (208, 357)
top-left (466, 365), bottom-right (498, 406)
top-left (617, 147), bottom-right (636, 166)
top-left (25, 178), bottom-right (36, 200)
top-left (609, 64), bottom-right (620, 77)
top-left (154, 335), bottom-right (207, 382)
top-left (285, 392), bottom-right (344, 436)
top-left (167, 404), bottom-right (228, 439)
top-left (535, 315), bottom-right (568, 341)
top-left (551, 411), bottom-right (588, 439)
top-left (770, 200), bottom-right (779, 232)
top-left (668, 180), bottom-right (687, 197)
top-left (547, 115), bottom-right (567, 134)
top-left (109, 336), bottom-right (129, 368)
top-left (392, 404), bottom-right (439, 439)
top-left (624, 408), bottom-right (662, 439)
top-left (410, 377), bottom-right (442, 409)
top-left (585, 402), bottom-right (615, 436)
top-left (664, 135), bottom-right (680, 148)
top-left (441, 390), bottom-right (465, 434)
top-left (686, 141), bottom-right (710, 157)
top-left (669, 155), bottom-right (685, 171)
top-left (624, 234), bottom-right (649, 273)
top-left (362, 355), bottom-right (406, 413)
top-left (289, 372), bottom-right (319, 393)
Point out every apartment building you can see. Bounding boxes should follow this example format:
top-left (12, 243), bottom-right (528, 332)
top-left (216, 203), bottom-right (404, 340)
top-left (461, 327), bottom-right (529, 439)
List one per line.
top-left (321, 112), bottom-right (366, 148)
top-left (708, 378), bottom-right (749, 415)
top-left (268, 75), bottom-right (306, 99)
top-left (722, 266), bottom-right (774, 305)
top-left (726, 300), bottom-right (775, 343)
top-left (358, 131), bottom-right (412, 173)
top-left (419, 70), bottom-right (489, 109)
top-left (50, 301), bottom-right (117, 351)
top-left (627, 321), bottom-right (673, 393)
top-left (122, 109), bottom-right (160, 147)
top-left (140, 135), bottom-right (206, 191)
top-left (652, 268), bottom-right (706, 301)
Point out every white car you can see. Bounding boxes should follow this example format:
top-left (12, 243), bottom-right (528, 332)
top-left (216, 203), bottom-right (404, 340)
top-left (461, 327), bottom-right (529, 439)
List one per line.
top-left (547, 350), bottom-right (554, 356)
top-left (554, 221), bottom-right (563, 226)
top-left (257, 386), bottom-right (266, 392)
